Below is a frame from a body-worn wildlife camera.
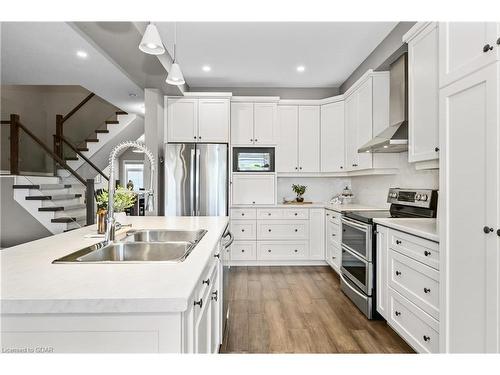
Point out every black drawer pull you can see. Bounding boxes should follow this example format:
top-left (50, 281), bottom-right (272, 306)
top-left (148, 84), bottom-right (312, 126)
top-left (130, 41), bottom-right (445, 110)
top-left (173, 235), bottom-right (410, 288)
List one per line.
top-left (396, 240), bottom-right (402, 245)
top-left (424, 250), bottom-right (431, 256)
top-left (241, 213), bottom-right (245, 216)
top-left (214, 253), bottom-right (220, 259)
top-left (294, 229), bottom-right (298, 232)
top-left (294, 249), bottom-right (298, 253)
top-left (483, 43), bottom-right (493, 52)
top-left (211, 290), bottom-right (218, 302)
top-left (268, 249), bottom-right (272, 253)
top-left (268, 213), bottom-right (272, 216)
top-left (395, 271), bottom-right (402, 276)
top-left (268, 229), bottom-right (272, 232)
top-left (424, 288), bottom-right (431, 294)
top-left (395, 311), bottom-right (401, 317)
top-left (294, 212), bottom-right (298, 216)
top-left (423, 335), bottom-right (431, 342)
top-left (202, 278), bottom-right (210, 286)
top-left (241, 229), bottom-right (245, 232)
top-left (241, 249), bottom-right (245, 253)
top-left (194, 299), bottom-right (203, 308)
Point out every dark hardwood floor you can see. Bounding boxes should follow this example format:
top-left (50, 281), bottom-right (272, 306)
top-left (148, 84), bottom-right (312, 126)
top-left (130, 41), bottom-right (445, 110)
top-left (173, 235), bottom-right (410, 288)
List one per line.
top-left (221, 266), bottom-right (414, 354)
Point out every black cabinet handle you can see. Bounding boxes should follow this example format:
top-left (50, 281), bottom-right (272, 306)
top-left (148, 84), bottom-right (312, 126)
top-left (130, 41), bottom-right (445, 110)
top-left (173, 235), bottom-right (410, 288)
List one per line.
top-left (299, 167), bottom-right (302, 170)
top-left (340, 166), bottom-right (343, 169)
top-left (435, 147), bottom-right (440, 152)
top-left (326, 213), bottom-right (330, 216)
top-left (241, 249), bottom-right (245, 253)
top-left (268, 229), bottom-right (272, 232)
top-left (214, 253), bottom-right (220, 259)
top-left (268, 249), bottom-right (272, 253)
top-left (254, 139), bottom-right (258, 142)
top-left (497, 229), bottom-right (500, 237)
top-left (396, 240), bottom-right (402, 245)
top-left (483, 43), bottom-right (494, 52)
top-left (294, 249), bottom-right (298, 253)
top-left (423, 335), bottom-right (431, 342)
top-left (332, 234), bottom-right (336, 237)
top-left (211, 290), bottom-right (218, 302)
top-left (250, 139), bottom-right (253, 142)
top-left (395, 271), bottom-right (402, 276)
top-left (395, 311), bottom-right (401, 317)
top-left (497, 37), bottom-right (500, 45)
top-left (294, 212), bottom-right (298, 216)
top-left (268, 213), bottom-right (272, 216)
top-left (294, 229), bottom-right (298, 232)
top-left (198, 136), bottom-right (201, 139)
top-left (241, 229), bottom-right (245, 232)
top-left (295, 167), bottom-right (298, 170)
top-left (202, 278), bottom-right (210, 286)
top-left (424, 250), bottom-right (431, 257)
top-left (241, 213), bottom-right (245, 216)
top-left (252, 201), bottom-right (256, 204)
top-left (193, 136), bottom-right (197, 139)
top-left (194, 299), bottom-right (203, 308)
top-left (484, 226), bottom-right (494, 234)
top-left (424, 288), bottom-right (431, 294)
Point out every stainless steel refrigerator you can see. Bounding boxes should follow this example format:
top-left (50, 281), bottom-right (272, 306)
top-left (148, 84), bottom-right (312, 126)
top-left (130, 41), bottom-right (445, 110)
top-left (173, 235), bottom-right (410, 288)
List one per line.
top-left (164, 143), bottom-right (228, 216)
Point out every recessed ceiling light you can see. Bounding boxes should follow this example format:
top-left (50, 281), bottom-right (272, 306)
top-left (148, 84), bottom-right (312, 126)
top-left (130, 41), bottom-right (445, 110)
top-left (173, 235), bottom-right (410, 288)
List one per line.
top-left (76, 50), bottom-right (88, 59)
top-left (296, 65), bottom-right (305, 72)
top-left (129, 93), bottom-right (137, 97)
top-left (202, 65), bottom-right (211, 72)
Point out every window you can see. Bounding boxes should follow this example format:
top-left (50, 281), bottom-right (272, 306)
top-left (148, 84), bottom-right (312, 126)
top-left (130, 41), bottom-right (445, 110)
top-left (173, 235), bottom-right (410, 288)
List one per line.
top-left (124, 161), bottom-right (144, 190)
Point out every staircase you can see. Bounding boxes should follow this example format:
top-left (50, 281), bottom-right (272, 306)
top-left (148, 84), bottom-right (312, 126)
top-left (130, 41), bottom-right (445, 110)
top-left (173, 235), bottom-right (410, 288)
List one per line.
top-left (12, 176), bottom-right (87, 233)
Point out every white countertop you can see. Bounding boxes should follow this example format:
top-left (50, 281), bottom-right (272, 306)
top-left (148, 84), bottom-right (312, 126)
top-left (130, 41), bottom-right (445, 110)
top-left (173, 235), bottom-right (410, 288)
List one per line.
top-left (374, 218), bottom-right (439, 242)
top-left (0, 216), bottom-right (229, 315)
top-left (232, 202), bottom-right (387, 212)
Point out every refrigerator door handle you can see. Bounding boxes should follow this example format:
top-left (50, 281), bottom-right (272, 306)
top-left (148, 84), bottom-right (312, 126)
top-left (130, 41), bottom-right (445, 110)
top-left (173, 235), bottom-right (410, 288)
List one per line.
top-left (195, 148), bottom-right (201, 216)
top-left (190, 149), bottom-right (195, 216)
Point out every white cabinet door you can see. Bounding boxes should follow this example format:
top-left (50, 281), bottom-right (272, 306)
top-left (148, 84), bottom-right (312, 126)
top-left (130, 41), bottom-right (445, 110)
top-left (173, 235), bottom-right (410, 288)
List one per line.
top-left (355, 79), bottom-right (373, 170)
top-left (254, 103), bottom-right (277, 145)
top-left (210, 266), bottom-right (221, 353)
top-left (376, 226), bottom-right (389, 320)
top-left (298, 106), bottom-right (320, 172)
top-left (309, 208), bottom-right (325, 259)
top-left (408, 22), bottom-right (440, 162)
top-left (167, 98), bottom-right (198, 142)
top-left (440, 63), bottom-right (499, 352)
top-left (194, 295), bottom-right (211, 353)
top-left (198, 99), bottom-right (229, 143)
top-left (321, 101), bottom-right (345, 172)
top-left (344, 94), bottom-right (358, 171)
top-left (231, 102), bottom-right (254, 145)
top-left (439, 22), bottom-right (499, 88)
top-left (231, 174), bottom-right (276, 205)
top-left (277, 106), bottom-right (299, 172)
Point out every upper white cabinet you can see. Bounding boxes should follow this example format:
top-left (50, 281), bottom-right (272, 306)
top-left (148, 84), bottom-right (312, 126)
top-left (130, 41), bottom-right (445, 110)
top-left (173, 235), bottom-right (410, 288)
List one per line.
top-left (355, 78), bottom-right (374, 170)
top-left (440, 62), bottom-right (500, 353)
top-left (320, 101), bottom-right (345, 172)
top-left (231, 174), bottom-right (276, 206)
top-left (405, 22), bottom-right (440, 163)
top-left (277, 105), bottom-right (320, 173)
top-left (439, 22), bottom-right (500, 88)
top-left (230, 101), bottom-right (277, 146)
top-left (167, 97), bottom-right (230, 143)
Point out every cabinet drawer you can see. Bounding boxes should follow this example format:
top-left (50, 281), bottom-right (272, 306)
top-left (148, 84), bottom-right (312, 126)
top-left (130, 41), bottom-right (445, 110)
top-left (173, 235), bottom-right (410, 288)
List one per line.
top-left (389, 249), bottom-right (440, 320)
top-left (325, 210), bottom-right (341, 224)
top-left (389, 229), bottom-right (439, 270)
top-left (283, 209), bottom-right (309, 220)
top-left (326, 241), bottom-right (341, 271)
top-left (257, 208), bottom-right (284, 220)
top-left (231, 220), bottom-right (256, 240)
top-left (230, 241), bottom-right (257, 261)
top-left (326, 221), bottom-right (341, 245)
top-left (231, 208), bottom-right (256, 219)
top-left (388, 288), bottom-right (439, 353)
top-left (257, 242), bottom-right (308, 260)
top-left (256, 220), bottom-right (309, 240)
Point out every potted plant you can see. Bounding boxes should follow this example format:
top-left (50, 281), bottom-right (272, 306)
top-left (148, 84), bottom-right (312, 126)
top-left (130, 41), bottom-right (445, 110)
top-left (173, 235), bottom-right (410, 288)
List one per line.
top-left (292, 184), bottom-right (307, 203)
top-left (95, 186), bottom-right (136, 230)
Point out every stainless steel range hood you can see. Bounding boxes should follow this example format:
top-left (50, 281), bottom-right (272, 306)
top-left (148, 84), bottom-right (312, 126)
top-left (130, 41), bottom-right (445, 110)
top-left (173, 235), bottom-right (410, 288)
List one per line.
top-left (358, 53), bottom-right (408, 153)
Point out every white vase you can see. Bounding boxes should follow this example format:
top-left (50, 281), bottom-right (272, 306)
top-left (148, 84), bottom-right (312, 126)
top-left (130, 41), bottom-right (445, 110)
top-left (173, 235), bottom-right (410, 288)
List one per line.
top-left (114, 212), bottom-right (127, 224)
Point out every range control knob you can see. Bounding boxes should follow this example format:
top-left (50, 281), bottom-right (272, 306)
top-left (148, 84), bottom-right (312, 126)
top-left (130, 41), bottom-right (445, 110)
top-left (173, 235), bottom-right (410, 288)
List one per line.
top-left (415, 193), bottom-right (421, 201)
top-left (421, 194), bottom-right (428, 201)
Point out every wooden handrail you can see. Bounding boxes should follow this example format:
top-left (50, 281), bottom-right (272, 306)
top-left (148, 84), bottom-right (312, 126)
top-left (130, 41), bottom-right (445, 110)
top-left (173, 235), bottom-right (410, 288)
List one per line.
top-left (15, 120), bottom-right (87, 185)
top-left (62, 92), bottom-right (95, 123)
top-left (55, 134), bottom-right (109, 181)
top-left (1, 120), bottom-right (11, 125)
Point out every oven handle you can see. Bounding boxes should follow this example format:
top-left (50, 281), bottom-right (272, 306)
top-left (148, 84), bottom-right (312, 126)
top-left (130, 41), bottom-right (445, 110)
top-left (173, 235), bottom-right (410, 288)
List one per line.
top-left (341, 244), bottom-right (368, 264)
top-left (340, 273), bottom-right (368, 300)
top-left (341, 216), bottom-right (369, 232)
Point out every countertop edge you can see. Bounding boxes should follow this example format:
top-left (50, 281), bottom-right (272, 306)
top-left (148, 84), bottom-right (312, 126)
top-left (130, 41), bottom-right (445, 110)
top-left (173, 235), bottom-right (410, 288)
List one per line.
top-left (373, 218), bottom-right (439, 243)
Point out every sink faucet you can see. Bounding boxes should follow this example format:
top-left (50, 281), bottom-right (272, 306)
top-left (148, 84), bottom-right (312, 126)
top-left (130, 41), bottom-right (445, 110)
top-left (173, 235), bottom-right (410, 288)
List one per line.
top-left (105, 141), bottom-right (155, 242)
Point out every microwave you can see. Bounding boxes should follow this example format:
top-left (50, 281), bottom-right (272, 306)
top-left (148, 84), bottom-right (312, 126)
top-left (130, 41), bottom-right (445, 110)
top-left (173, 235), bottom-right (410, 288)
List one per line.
top-left (232, 147), bottom-right (275, 172)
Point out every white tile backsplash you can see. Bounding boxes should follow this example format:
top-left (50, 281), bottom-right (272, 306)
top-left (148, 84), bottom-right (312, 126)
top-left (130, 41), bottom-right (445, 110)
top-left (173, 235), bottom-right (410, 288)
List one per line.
top-left (277, 177), bottom-right (350, 203)
top-left (350, 153), bottom-right (439, 208)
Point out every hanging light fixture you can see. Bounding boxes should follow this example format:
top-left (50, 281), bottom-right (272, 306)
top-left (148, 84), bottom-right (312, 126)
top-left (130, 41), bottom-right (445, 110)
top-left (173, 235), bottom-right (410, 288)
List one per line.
top-left (166, 23), bottom-right (185, 85)
top-left (139, 22), bottom-right (165, 55)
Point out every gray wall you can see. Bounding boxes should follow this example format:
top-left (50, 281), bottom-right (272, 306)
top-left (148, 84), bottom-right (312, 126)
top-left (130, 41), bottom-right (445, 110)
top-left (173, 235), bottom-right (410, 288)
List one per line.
top-left (1, 176), bottom-right (52, 248)
top-left (189, 87), bottom-right (340, 99)
top-left (339, 22), bottom-right (416, 93)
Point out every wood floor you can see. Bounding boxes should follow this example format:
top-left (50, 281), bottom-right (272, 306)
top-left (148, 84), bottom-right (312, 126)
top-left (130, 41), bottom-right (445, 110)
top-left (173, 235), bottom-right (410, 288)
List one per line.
top-left (221, 266), bottom-right (414, 354)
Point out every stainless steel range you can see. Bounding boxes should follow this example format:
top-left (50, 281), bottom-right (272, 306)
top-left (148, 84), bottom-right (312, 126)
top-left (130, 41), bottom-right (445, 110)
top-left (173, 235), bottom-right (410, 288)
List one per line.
top-left (339, 188), bottom-right (438, 319)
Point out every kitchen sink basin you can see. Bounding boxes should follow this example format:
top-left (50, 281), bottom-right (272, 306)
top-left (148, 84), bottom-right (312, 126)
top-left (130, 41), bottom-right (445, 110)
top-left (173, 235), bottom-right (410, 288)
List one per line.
top-left (53, 241), bottom-right (196, 263)
top-left (123, 229), bottom-right (207, 244)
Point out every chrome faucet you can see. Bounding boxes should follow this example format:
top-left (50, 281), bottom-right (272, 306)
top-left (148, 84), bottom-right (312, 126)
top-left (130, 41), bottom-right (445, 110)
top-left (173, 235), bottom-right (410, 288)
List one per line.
top-left (105, 141), bottom-right (155, 242)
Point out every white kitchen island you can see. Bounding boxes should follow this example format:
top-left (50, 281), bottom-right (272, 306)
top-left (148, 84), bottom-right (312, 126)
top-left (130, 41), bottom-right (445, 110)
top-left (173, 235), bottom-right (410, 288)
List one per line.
top-left (0, 216), bottom-right (229, 353)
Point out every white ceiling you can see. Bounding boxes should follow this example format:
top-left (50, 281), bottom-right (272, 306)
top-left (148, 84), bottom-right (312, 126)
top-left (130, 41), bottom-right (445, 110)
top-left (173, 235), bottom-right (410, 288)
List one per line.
top-left (156, 22), bottom-right (397, 88)
top-left (1, 22), bottom-right (145, 114)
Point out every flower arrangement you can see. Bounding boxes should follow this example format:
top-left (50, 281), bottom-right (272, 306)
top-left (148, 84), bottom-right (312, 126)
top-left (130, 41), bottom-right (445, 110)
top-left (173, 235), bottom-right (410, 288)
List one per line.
top-left (292, 184), bottom-right (307, 202)
top-left (96, 186), bottom-right (136, 212)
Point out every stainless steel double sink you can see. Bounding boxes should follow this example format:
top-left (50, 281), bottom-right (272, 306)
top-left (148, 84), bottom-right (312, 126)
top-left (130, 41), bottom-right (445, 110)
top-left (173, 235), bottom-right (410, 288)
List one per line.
top-left (53, 229), bottom-right (207, 264)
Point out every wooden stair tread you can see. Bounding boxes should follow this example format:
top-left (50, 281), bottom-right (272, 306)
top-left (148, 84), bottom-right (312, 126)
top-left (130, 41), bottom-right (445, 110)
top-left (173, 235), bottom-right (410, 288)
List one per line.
top-left (95, 129), bottom-right (109, 133)
top-left (85, 138), bottom-right (99, 142)
top-left (65, 156), bottom-right (79, 161)
top-left (105, 120), bottom-right (119, 124)
top-left (115, 111), bottom-right (127, 115)
top-left (26, 193), bottom-right (82, 200)
top-left (77, 147), bottom-right (89, 152)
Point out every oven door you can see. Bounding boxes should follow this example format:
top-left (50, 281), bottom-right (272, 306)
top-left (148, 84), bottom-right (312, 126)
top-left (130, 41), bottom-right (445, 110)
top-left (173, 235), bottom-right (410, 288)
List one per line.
top-left (341, 217), bottom-right (372, 261)
top-left (341, 245), bottom-right (373, 295)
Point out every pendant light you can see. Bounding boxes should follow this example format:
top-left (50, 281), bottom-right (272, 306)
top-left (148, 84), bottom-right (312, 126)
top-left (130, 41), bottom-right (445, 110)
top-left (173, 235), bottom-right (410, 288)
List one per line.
top-left (139, 22), bottom-right (165, 55)
top-left (166, 23), bottom-right (185, 85)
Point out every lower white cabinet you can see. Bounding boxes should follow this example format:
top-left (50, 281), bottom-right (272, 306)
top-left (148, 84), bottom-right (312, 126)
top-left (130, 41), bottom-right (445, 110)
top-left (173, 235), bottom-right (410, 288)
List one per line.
top-left (309, 208), bottom-right (325, 260)
top-left (256, 220), bottom-right (309, 240)
top-left (230, 241), bottom-right (257, 261)
top-left (257, 242), bottom-right (308, 260)
top-left (377, 225), bottom-right (440, 353)
top-left (325, 209), bottom-right (342, 273)
top-left (231, 174), bottom-right (276, 205)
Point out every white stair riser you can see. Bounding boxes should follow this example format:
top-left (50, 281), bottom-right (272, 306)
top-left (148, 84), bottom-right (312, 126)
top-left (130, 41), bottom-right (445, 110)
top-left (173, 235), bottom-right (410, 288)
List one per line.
top-left (54, 209), bottom-right (86, 219)
top-left (41, 198), bottom-right (83, 207)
